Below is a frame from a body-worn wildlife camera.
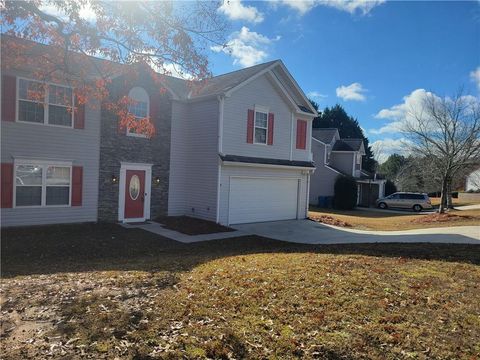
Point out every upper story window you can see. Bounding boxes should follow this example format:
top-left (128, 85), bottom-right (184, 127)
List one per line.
top-left (18, 78), bottom-right (73, 127)
top-left (15, 162), bottom-right (71, 207)
top-left (254, 106), bottom-right (268, 144)
top-left (127, 87), bottom-right (149, 137)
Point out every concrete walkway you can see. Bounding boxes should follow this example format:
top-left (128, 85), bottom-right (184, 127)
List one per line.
top-left (233, 220), bottom-right (480, 245)
top-left (120, 221), bottom-right (248, 243)
top-left (456, 204), bottom-right (480, 211)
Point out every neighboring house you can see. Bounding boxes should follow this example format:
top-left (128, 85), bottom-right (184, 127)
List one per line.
top-left (1, 36), bottom-right (317, 227)
top-left (310, 128), bottom-right (385, 207)
top-left (465, 167), bottom-right (480, 191)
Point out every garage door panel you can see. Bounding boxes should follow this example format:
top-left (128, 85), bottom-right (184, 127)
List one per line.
top-left (229, 177), bottom-right (299, 224)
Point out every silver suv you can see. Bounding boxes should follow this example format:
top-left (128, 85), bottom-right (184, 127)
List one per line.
top-left (376, 192), bottom-right (433, 212)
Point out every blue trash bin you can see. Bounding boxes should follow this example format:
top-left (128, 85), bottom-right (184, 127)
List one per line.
top-left (318, 196), bottom-right (325, 207)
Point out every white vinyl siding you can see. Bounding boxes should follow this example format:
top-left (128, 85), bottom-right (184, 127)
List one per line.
top-left (330, 152), bottom-right (355, 176)
top-left (168, 99), bottom-right (219, 221)
top-left (223, 74), bottom-right (294, 160)
top-left (309, 140), bottom-right (339, 203)
top-left (2, 70), bottom-right (100, 227)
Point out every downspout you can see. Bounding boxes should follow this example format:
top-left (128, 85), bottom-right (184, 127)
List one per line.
top-left (290, 112), bottom-right (294, 161)
top-left (305, 171), bottom-right (311, 218)
top-left (216, 95), bottom-right (224, 223)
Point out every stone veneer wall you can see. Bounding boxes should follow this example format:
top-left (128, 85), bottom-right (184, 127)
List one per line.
top-left (98, 74), bottom-right (172, 222)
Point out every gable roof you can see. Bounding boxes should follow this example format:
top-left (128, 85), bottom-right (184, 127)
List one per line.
top-left (186, 61), bottom-right (277, 99)
top-left (332, 139), bottom-right (365, 152)
top-left (312, 128), bottom-right (339, 144)
top-left (184, 59), bottom-right (317, 115)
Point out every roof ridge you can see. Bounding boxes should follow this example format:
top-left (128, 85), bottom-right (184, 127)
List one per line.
top-left (209, 59), bottom-right (279, 80)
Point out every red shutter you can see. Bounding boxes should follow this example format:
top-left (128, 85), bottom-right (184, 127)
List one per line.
top-left (1, 163), bottom-right (13, 208)
top-left (296, 120), bottom-right (307, 150)
top-left (267, 112), bottom-right (274, 145)
top-left (74, 95), bottom-right (85, 129)
top-left (149, 93), bottom-right (158, 121)
top-left (71, 166), bottom-right (83, 206)
top-left (2, 75), bottom-right (16, 122)
top-left (246, 109), bottom-right (254, 144)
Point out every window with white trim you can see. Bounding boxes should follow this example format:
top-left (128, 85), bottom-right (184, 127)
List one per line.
top-left (18, 79), bottom-right (74, 127)
top-left (15, 163), bottom-right (71, 207)
top-left (254, 109), bottom-right (268, 144)
top-left (127, 87), bottom-right (149, 137)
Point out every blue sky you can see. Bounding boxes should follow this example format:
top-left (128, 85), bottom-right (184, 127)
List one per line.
top-left (210, 0), bottom-right (480, 160)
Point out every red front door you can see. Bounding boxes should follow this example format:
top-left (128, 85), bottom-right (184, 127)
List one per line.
top-left (124, 170), bottom-right (145, 219)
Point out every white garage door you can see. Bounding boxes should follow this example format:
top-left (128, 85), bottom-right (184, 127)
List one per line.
top-left (229, 177), bottom-right (299, 224)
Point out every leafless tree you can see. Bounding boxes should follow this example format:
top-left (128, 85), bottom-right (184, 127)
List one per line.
top-left (403, 90), bottom-right (480, 213)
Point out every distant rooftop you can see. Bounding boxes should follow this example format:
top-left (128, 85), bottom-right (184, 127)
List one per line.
top-left (312, 128), bottom-right (339, 144)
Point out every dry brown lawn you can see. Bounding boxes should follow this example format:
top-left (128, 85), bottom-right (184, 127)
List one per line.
top-left (430, 197), bottom-right (480, 207)
top-left (1, 223), bottom-right (480, 359)
top-left (309, 208), bottom-right (480, 231)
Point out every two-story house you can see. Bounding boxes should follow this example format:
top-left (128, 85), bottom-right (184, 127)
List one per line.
top-left (1, 36), bottom-right (317, 227)
top-left (168, 61), bottom-right (317, 225)
top-left (310, 128), bottom-right (385, 207)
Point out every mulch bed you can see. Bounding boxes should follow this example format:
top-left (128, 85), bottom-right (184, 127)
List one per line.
top-left (411, 213), bottom-right (476, 224)
top-left (156, 215), bottom-right (235, 235)
top-left (309, 214), bottom-right (352, 228)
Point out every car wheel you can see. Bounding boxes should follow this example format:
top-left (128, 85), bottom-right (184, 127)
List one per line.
top-left (413, 204), bottom-right (422, 212)
top-left (378, 202), bottom-right (387, 209)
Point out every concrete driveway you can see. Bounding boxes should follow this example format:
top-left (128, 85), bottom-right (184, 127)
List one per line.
top-left (232, 220), bottom-right (480, 244)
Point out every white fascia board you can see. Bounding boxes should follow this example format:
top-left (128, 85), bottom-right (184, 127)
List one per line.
top-left (312, 137), bottom-right (327, 145)
top-left (222, 161), bottom-right (315, 171)
top-left (265, 71), bottom-right (300, 113)
top-left (325, 165), bottom-right (342, 175)
top-left (276, 61), bottom-right (318, 116)
top-left (356, 179), bottom-right (386, 184)
top-left (224, 61), bottom-right (281, 97)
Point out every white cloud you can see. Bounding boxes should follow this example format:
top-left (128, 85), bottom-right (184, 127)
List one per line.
top-left (211, 27), bottom-right (280, 67)
top-left (470, 66), bottom-right (480, 91)
top-left (307, 91), bottom-right (328, 100)
top-left (218, 0), bottom-right (264, 23)
top-left (372, 89), bottom-right (435, 135)
top-left (145, 60), bottom-right (193, 80)
top-left (371, 88), bottom-right (479, 135)
top-left (274, 0), bottom-right (385, 16)
top-left (371, 138), bottom-right (412, 163)
top-left (161, 63), bottom-right (194, 80)
top-left (336, 82), bottom-right (367, 101)
top-left (40, 2), bottom-right (96, 22)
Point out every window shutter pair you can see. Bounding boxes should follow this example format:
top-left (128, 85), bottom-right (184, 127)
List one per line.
top-left (246, 109), bottom-right (275, 145)
top-left (0, 163), bottom-right (83, 208)
top-left (1, 75), bottom-right (85, 128)
top-left (296, 120), bottom-right (307, 150)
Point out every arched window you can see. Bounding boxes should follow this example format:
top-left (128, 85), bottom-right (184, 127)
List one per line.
top-left (127, 87), bottom-right (149, 136)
